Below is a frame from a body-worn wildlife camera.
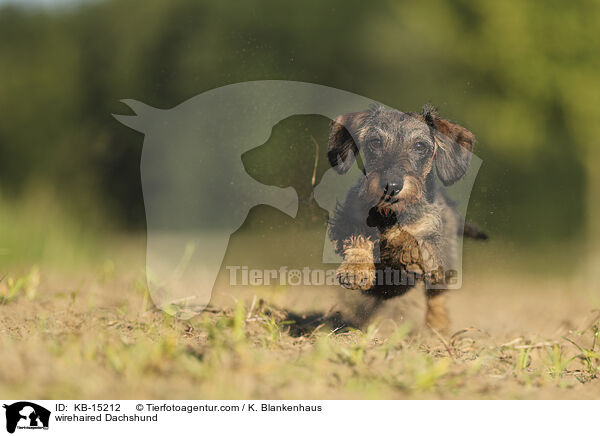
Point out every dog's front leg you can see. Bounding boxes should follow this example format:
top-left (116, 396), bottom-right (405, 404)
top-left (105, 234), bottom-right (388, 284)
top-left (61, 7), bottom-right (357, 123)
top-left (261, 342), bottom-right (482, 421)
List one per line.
top-left (419, 240), bottom-right (450, 332)
top-left (382, 227), bottom-right (450, 331)
top-left (337, 235), bottom-right (376, 291)
top-left (425, 289), bottom-right (449, 332)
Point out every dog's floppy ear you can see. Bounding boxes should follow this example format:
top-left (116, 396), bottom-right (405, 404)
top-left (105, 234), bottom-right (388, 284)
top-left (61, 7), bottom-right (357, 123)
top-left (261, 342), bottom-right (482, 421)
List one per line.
top-left (327, 112), bottom-right (365, 174)
top-left (423, 105), bottom-right (476, 186)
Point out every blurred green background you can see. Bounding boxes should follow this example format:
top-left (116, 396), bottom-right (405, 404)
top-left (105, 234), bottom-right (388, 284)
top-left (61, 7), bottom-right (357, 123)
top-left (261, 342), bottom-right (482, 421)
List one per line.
top-left (1, 0), bottom-right (599, 266)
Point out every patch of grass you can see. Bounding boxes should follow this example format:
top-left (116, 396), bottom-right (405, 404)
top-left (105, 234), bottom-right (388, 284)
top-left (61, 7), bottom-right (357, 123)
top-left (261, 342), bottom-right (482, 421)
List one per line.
top-left (562, 326), bottom-right (600, 383)
top-left (1, 264), bottom-right (600, 399)
top-left (546, 344), bottom-right (574, 379)
top-left (0, 266), bottom-right (39, 304)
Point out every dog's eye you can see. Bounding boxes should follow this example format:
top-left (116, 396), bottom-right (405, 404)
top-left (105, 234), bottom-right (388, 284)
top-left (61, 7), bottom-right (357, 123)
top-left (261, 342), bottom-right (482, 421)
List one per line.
top-left (367, 138), bottom-right (382, 149)
top-left (412, 142), bottom-right (430, 153)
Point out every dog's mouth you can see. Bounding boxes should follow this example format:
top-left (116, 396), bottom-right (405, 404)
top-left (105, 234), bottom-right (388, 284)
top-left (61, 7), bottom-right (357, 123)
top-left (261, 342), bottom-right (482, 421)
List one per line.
top-left (363, 174), bottom-right (422, 216)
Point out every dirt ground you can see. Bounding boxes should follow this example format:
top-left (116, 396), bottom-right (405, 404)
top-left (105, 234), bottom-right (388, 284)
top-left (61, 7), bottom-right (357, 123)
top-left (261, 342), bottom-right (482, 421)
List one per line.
top-left (1, 238), bottom-right (599, 399)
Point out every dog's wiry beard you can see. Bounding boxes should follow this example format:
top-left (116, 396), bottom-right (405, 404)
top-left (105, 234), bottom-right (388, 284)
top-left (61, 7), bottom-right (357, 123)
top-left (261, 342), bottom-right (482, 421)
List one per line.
top-left (360, 173), bottom-right (422, 217)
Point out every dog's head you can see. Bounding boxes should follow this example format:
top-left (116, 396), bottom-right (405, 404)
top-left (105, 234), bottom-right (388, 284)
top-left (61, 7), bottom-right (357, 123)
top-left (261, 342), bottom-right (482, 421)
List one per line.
top-left (328, 104), bottom-right (475, 215)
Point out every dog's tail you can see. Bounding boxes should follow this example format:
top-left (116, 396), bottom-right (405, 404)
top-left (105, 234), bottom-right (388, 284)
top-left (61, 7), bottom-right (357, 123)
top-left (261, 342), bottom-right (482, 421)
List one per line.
top-left (462, 221), bottom-right (488, 240)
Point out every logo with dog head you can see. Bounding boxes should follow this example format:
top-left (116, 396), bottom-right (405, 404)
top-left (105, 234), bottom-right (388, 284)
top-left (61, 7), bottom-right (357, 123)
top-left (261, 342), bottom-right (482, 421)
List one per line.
top-left (2, 402), bottom-right (50, 434)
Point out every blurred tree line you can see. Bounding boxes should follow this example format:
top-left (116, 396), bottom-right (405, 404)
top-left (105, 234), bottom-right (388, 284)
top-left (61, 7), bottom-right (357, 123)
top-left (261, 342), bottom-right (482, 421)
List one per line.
top-left (0, 0), bottom-right (598, 244)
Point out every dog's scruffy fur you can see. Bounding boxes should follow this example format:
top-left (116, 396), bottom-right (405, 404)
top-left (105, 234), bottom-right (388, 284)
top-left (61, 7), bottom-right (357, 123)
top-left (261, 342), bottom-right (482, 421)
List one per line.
top-left (327, 104), bottom-right (484, 331)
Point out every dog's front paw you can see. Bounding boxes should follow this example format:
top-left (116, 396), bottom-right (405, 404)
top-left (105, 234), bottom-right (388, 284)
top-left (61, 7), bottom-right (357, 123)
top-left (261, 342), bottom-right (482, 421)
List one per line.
top-left (336, 235), bottom-right (376, 290)
top-left (337, 261), bottom-right (376, 291)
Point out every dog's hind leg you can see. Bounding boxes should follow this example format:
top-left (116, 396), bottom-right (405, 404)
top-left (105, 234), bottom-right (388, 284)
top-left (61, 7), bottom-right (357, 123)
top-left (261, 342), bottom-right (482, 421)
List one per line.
top-left (425, 289), bottom-right (449, 333)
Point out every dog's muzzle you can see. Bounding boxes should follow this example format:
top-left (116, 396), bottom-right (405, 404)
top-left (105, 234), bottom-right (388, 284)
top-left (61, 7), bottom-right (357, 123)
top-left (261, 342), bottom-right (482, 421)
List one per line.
top-left (376, 175), bottom-right (422, 211)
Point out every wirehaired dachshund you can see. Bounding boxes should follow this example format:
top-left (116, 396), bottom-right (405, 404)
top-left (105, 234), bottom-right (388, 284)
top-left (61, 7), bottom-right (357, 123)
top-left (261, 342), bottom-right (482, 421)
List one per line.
top-left (328, 104), bottom-right (486, 331)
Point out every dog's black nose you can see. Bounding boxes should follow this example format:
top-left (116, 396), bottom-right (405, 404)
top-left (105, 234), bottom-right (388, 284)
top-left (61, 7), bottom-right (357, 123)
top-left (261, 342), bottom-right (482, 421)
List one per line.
top-left (384, 181), bottom-right (403, 197)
